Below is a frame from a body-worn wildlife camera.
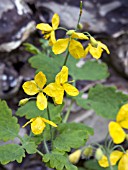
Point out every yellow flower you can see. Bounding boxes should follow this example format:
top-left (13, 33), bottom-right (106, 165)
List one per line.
top-left (98, 150), bottom-right (128, 170)
top-left (85, 36), bottom-right (110, 59)
top-left (43, 66), bottom-right (79, 104)
top-left (98, 150), bottom-right (123, 168)
top-left (22, 71), bottom-right (47, 110)
top-left (22, 116), bottom-right (57, 135)
top-left (109, 103), bottom-right (128, 144)
top-left (36, 13), bottom-right (60, 45)
top-left (52, 32), bottom-right (88, 59)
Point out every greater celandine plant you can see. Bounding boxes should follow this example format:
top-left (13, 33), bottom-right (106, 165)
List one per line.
top-left (0, 2), bottom-right (128, 170)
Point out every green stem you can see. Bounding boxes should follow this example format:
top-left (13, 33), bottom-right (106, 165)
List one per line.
top-left (43, 139), bottom-right (49, 153)
top-left (57, 27), bottom-right (68, 32)
top-left (112, 145), bottom-right (126, 153)
top-left (107, 154), bottom-right (113, 170)
top-left (47, 104), bottom-right (53, 147)
top-left (63, 50), bottom-right (69, 66)
top-left (36, 149), bottom-right (44, 157)
top-left (76, 1), bottom-right (83, 30)
top-left (63, 100), bottom-right (74, 123)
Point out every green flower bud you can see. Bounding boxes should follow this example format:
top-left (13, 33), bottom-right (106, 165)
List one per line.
top-left (77, 23), bottom-right (83, 30)
top-left (19, 98), bottom-right (29, 106)
top-left (95, 148), bottom-right (104, 161)
top-left (69, 149), bottom-right (81, 164)
top-left (90, 36), bottom-right (98, 48)
top-left (125, 134), bottom-right (128, 140)
top-left (83, 146), bottom-right (93, 158)
top-left (66, 30), bottom-right (75, 36)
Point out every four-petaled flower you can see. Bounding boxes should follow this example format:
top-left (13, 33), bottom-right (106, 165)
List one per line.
top-left (98, 150), bottom-right (128, 170)
top-left (22, 117), bottom-right (57, 135)
top-left (43, 66), bottom-right (79, 104)
top-left (85, 36), bottom-right (110, 59)
top-left (36, 13), bottom-right (60, 46)
top-left (52, 32), bottom-right (88, 59)
top-left (22, 71), bottom-right (47, 110)
top-left (108, 103), bottom-right (128, 144)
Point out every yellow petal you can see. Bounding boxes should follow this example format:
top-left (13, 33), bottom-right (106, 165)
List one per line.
top-left (34, 71), bottom-right (47, 89)
top-left (84, 46), bottom-right (90, 57)
top-left (98, 41), bottom-right (110, 54)
top-left (55, 66), bottom-right (68, 85)
top-left (31, 117), bottom-right (46, 135)
top-left (22, 118), bottom-right (35, 128)
top-left (98, 155), bottom-right (109, 168)
top-left (42, 118), bottom-right (57, 127)
top-left (52, 13), bottom-right (60, 30)
top-left (89, 44), bottom-right (103, 59)
top-left (36, 23), bottom-right (52, 32)
top-left (52, 38), bottom-right (69, 54)
top-left (36, 92), bottom-right (47, 110)
top-left (44, 83), bottom-right (64, 104)
top-left (22, 81), bottom-right (39, 95)
top-left (118, 152), bottom-right (128, 170)
top-left (98, 151), bottom-right (123, 168)
top-left (110, 150), bottom-right (123, 165)
top-left (43, 83), bottom-right (59, 97)
top-left (69, 39), bottom-right (85, 59)
top-left (116, 103), bottom-right (128, 129)
top-left (71, 32), bottom-right (89, 40)
top-left (108, 121), bottom-right (126, 144)
top-left (63, 83), bottom-right (79, 96)
top-left (49, 31), bottom-right (56, 46)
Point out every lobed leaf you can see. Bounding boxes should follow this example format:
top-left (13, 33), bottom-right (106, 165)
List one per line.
top-left (0, 100), bottom-right (20, 141)
top-left (53, 123), bottom-right (93, 152)
top-left (85, 84), bottom-right (128, 119)
top-left (21, 135), bottom-right (37, 154)
top-left (0, 144), bottom-right (25, 165)
top-left (43, 152), bottom-right (77, 170)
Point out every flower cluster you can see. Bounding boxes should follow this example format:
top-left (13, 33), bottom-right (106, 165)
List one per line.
top-left (36, 13), bottom-right (110, 60)
top-left (108, 103), bottom-right (128, 144)
top-left (98, 150), bottom-right (128, 170)
top-left (21, 66), bottom-right (79, 134)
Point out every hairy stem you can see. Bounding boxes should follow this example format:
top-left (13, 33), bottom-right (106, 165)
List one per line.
top-left (63, 100), bottom-right (74, 123)
top-left (47, 104), bottom-right (53, 147)
top-left (36, 149), bottom-right (44, 157)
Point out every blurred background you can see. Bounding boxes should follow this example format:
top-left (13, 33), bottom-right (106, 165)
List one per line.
top-left (0, 0), bottom-right (128, 169)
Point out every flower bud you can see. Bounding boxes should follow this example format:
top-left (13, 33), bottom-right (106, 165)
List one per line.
top-left (95, 148), bottom-right (104, 161)
top-left (19, 98), bottom-right (29, 106)
top-left (83, 146), bottom-right (93, 158)
top-left (90, 36), bottom-right (98, 48)
top-left (69, 149), bottom-right (81, 164)
top-left (66, 30), bottom-right (75, 36)
top-left (125, 134), bottom-right (128, 141)
top-left (77, 23), bottom-right (83, 30)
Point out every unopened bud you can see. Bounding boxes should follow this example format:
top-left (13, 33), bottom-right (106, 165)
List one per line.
top-left (69, 149), bottom-right (81, 164)
top-left (83, 146), bottom-right (93, 158)
top-left (77, 23), bottom-right (83, 30)
top-left (95, 148), bottom-right (104, 161)
top-left (66, 30), bottom-right (75, 36)
top-left (90, 36), bottom-right (98, 48)
top-left (19, 98), bottom-right (29, 106)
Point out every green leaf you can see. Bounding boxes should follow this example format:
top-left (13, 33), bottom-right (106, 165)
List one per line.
top-left (24, 43), bottom-right (41, 54)
top-left (73, 92), bottom-right (91, 110)
top-left (16, 100), bottom-right (44, 119)
top-left (29, 52), bottom-right (109, 84)
top-left (21, 135), bottom-right (37, 154)
top-left (67, 57), bottom-right (109, 81)
top-left (43, 152), bottom-right (77, 170)
top-left (84, 159), bottom-right (118, 170)
top-left (0, 100), bottom-right (20, 141)
top-left (0, 144), bottom-right (25, 164)
top-left (29, 53), bottom-right (63, 84)
top-left (53, 123), bottom-right (93, 152)
top-left (85, 84), bottom-right (128, 119)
